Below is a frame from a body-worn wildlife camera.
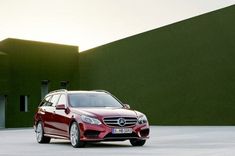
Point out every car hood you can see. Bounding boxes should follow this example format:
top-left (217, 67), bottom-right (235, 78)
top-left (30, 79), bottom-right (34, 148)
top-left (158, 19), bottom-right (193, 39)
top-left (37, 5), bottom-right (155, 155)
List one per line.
top-left (71, 107), bottom-right (138, 118)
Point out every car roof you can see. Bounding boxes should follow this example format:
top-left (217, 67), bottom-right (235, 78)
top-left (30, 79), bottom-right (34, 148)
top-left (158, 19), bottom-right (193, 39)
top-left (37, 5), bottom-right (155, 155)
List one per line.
top-left (67, 91), bottom-right (105, 94)
top-left (47, 89), bottom-right (110, 95)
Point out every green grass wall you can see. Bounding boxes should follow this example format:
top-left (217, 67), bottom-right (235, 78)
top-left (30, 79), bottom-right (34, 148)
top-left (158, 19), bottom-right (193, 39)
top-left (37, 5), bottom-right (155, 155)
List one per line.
top-left (79, 5), bottom-right (235, 125)
top-left (0, 52), bottom-right (9, 95)
top-left (0, 39), bottom-right (79, 127)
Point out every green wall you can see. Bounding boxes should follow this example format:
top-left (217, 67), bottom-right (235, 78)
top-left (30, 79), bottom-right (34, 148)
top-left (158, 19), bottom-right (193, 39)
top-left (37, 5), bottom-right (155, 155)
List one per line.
top-left (0, 39), bottom-right (79, 127)
top-left (79, 5), bottom-right (235, 125)
top-left (0, 52), bottom-right (9, 95)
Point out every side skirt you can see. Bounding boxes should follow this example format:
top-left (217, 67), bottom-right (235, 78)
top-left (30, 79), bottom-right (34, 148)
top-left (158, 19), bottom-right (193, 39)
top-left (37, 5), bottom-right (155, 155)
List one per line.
top-left (44, 134), bottom-right (69, 140)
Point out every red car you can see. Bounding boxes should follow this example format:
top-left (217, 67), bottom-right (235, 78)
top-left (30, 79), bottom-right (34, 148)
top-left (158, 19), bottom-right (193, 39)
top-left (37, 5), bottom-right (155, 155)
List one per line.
top-left (34, 90), bottom-right (150, 148)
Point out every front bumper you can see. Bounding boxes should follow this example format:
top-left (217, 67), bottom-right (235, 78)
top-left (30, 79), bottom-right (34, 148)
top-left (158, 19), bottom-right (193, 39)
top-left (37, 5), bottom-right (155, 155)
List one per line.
top-left (79, 122), bottom-right (150, 141)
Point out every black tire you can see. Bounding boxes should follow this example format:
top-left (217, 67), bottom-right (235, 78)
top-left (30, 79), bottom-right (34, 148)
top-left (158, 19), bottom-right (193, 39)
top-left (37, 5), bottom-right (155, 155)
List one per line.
top-left (36, 121), bottom-right (51, 143)
top-left (70, 122), bottom-right (86, 148)
top-left (130, 139), bottom-right (146, 146)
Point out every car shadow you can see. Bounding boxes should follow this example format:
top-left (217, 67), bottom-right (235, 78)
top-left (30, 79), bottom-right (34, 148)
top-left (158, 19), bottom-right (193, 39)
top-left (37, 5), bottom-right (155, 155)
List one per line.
top-left (50, 140), bottom-right (131, 148)
top-left (86, 142), bottom-right (131, 148)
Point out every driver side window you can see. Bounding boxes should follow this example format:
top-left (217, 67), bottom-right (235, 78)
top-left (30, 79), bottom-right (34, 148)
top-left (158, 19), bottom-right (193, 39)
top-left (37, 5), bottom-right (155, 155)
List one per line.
top-left (51, 94), bottom-right (60, 107)
top-left (57, 94), bottom-right (66, 106)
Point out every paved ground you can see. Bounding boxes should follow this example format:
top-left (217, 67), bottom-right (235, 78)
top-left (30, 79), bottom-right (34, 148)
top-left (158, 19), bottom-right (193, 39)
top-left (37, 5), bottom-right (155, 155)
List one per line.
top-left (0, 126), bottom-right (235, 156)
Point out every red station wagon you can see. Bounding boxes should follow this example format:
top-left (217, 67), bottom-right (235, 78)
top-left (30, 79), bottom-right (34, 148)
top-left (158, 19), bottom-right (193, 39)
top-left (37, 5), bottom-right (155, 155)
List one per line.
top-left (34, 90), bottom-right (150, 148)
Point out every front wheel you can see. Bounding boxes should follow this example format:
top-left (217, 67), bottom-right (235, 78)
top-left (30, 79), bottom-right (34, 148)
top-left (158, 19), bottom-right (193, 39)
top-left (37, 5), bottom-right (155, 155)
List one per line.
top-left (36, 121), bottom-right (51, 143)
top-left (70, 122), bottom-right (86, 148)
top-left (130, 139), bottom-right (146, 146)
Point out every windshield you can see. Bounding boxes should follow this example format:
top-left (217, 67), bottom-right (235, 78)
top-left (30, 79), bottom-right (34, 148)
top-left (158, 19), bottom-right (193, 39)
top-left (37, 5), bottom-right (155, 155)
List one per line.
top-left (68, 93), bottom-right (123, 108)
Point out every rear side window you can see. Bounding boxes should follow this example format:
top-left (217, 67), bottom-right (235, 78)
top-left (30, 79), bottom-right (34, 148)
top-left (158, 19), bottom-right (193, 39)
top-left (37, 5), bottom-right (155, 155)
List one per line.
top-left (40, 95), bottom-right (52, 106)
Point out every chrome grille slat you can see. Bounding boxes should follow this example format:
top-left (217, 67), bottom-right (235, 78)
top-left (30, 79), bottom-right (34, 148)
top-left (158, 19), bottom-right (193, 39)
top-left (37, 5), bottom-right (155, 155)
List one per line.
top-left (105, 120), bottom-right (118, 122)
top-left (125, 122), bottom-right (137, 124)
top-left (103, 117), bottom-right (137, 127)
top-left (105, 122), bottom-right (118, 124)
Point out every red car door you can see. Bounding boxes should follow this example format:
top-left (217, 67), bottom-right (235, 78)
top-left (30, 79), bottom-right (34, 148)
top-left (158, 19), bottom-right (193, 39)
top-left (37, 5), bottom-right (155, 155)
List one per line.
top-left (53, 94), bottom-right (71, 137)
top-left (38, 95), bottom-right (53, 134)
top-left (44, 94), bottom-right (60, 135)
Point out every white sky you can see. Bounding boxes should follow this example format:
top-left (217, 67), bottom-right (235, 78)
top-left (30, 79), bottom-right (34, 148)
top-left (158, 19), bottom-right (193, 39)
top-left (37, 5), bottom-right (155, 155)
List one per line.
top-left (0, 0), bottom-right (234, 51)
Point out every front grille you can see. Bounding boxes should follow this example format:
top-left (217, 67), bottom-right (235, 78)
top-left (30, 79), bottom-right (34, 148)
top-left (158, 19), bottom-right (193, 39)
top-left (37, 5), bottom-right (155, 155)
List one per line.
top-left (103, 117), bottom-right (137, 127)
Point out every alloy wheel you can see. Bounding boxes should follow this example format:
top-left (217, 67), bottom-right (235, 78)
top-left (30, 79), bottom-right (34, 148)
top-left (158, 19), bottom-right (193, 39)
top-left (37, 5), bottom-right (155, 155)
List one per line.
top-left (36, 123), bottom-right (43, 142)
top-left (70, 123), bottom-right (79, 146)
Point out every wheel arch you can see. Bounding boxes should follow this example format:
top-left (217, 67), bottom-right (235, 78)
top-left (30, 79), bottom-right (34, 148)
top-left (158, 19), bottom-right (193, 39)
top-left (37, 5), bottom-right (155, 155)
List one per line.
top-left (68, 117), bottom-right (84, 138)
top-left (35, 116), bottom-right (44, 128)
top-left (68, 118), bottom-right (78, 135)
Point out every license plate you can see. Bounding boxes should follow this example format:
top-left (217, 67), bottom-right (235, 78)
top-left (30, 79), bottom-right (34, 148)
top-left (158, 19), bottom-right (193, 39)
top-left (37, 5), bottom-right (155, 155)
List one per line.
top-left (112, 128), bottom-right (132, 134)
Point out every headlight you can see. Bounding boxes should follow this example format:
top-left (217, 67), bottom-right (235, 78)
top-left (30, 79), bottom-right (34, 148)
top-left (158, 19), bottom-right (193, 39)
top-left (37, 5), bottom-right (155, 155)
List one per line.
top-left (138, 115), bottom-right (148, 124)
top-left (81, 115), bottom-right (102, 125)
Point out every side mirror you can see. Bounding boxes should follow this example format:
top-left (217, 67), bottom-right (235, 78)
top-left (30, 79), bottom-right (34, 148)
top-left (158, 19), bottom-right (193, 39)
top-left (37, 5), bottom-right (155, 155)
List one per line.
top-left (123, 104), bottom-right (130, 109)
top-left (56, 104), bottom-right (66, 110)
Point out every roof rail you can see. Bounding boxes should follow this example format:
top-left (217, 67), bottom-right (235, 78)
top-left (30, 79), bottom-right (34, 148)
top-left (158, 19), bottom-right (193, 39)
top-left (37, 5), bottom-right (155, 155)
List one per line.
top-left (49, 89), bottom-right (67, 94)
top-left (92, 90), bottom-right (111, 94)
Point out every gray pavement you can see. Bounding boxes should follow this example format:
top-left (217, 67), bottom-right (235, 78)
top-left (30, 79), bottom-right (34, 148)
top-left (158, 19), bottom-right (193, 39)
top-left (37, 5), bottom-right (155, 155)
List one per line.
top-left (0, 126), bottom-right (235, 156)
